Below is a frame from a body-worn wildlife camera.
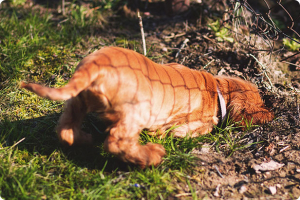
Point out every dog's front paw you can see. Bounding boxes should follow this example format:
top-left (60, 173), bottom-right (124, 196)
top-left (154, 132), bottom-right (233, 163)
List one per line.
top-left (140, 143), bottom-right (166, 168)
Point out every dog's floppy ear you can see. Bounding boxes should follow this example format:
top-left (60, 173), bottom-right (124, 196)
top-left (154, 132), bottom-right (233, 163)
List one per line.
top-left (216, 76), bottom-right (274, 126)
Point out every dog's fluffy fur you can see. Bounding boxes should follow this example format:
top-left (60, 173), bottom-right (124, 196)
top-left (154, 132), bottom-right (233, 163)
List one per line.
top-left (21, 47), bottom-right (273, 168)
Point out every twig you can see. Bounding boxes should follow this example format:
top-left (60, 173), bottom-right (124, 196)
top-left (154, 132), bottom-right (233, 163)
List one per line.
top-left (247, 53), bottom-right (273, 89)
top-left (214, 166), bottom-right (224, 178)
top-left (280, 51), bottom-right (300, 62)
top-left (62, 0), bottom-right (65, 16)
top-left (277, 141), bottom-right (285, 146)
top-left (138, 11), bottom-right (146, 56)
top-left (296, 93), bottom-right (300, 126)
top-left (279, 145), bottom-right (290, 153)
top-left (175, 191), bottom-right (199, 197)
top-left (289, 85), bottom-right (300, 93)
top-left (59, 18), bottom-right (69, 24)
top-left (163, 32), bottom-right (186, 40)
top-left (203, 60), bottom-right (214, 69)
top-left (298, 99), bottom-right (300, 126)
top-left (202, 35), bottom-right (226, 49)
top-left (9, 138), bottom-right (26, 149)
top-left (282, 61), bottom-right (300, 69)
top-left (181, 55), bottom-right (188, 64)
top-left (175, 38), bottom-right (189, 58)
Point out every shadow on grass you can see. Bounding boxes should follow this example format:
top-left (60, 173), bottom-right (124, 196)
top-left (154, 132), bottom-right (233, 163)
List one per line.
top-left (1, 113), bottom-right (134, 172)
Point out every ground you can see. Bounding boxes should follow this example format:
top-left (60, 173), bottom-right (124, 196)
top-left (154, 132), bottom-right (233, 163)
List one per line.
top-left (0, 0), bottom-right (300, 199)
top-left (107, 3), bottom-right (300, 198)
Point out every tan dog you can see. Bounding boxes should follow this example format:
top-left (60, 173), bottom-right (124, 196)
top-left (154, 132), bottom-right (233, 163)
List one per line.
top-left (21, 47), bottom-right (273, 168)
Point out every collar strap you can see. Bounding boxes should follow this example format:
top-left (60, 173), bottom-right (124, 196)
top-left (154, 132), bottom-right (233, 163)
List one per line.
top-left (217, 86), bottom-right (227, 120)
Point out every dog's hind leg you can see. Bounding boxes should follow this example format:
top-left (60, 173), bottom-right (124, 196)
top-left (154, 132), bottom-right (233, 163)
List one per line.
top-left (103, 122), bottom-right (166, 168)
top-left (56, 97), bottom-right (92, 146)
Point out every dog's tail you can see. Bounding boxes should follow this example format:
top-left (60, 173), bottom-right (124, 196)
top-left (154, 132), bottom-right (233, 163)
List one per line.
top-left (21, 63), bottom-right (99, 101)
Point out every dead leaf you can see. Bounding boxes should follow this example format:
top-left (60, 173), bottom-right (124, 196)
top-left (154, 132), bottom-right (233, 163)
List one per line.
top-left (252, 160), bottom-right (285, 173)
top-left (265, 143), bottom-right (276, 156)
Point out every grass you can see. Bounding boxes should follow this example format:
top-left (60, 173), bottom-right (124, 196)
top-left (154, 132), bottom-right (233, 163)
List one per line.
top-left (0, 2), bottom-right (259, 199)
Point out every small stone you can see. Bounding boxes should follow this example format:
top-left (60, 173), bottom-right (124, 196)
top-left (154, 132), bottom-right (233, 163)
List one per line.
top-left (213, 184), bottom-right (221, 197)
top-left (239, 185), bottom-right (247, 194)
top-left (269, 186), bottom-right (276, 195)
top-left (200, 144), bottom-right (211, 154)
top-left (162, 47), bottom-right (168, 52)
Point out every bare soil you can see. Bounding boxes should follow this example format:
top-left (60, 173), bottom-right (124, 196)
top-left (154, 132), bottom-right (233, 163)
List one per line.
top-left (103, 2), bottom-right (300, 199)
